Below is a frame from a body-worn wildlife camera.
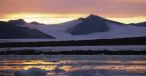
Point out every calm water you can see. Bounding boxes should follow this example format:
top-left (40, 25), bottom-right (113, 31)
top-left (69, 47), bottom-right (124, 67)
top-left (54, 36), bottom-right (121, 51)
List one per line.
top-left (0, 55), bottom-right (146, 76)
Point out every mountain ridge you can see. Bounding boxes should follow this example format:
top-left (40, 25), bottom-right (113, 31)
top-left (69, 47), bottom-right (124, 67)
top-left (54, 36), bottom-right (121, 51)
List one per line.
top-left (0, 14), bottom-right (146, 40)
top-left (67, 14), bottom-right (109, 35)
top-left (0, 21), bottom-right (55, 39)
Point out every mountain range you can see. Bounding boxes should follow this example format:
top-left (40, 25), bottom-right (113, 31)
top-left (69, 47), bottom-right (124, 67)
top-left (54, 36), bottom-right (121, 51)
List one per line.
top-left (0, 14), bottom-right (146, 40)
top-left (0, 20), bottom-right (54, 39)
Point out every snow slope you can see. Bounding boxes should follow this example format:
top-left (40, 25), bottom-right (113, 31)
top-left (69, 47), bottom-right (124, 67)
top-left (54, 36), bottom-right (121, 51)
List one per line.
top-left (27, 20), bottom-right (83, 40)
top-left (26, 16), bottom-right (146, 40)
top-left (4, 15), bottom-right (145, 40)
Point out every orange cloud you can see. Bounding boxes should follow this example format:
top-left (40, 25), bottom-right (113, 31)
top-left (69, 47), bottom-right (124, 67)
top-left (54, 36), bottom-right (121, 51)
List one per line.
top-left (112, 0), bottom-right (146, 4)
top-left (0, 0), bottom-right (146, 17)
top-left (0, 0), bottom-right (146, 24)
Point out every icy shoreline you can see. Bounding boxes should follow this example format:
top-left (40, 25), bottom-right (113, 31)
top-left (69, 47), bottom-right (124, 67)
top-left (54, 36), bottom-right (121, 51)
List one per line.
top-left (0, 45), bottom-right (146, 51)
top-left (0, 55), bottom-right (146, 61)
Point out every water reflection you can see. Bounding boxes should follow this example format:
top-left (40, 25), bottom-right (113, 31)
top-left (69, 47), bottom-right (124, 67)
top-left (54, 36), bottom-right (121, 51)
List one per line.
top-left (66, 69), bottom-right (104, 76)
top-left (0, 55), bottom-right (146, 76)
top-left (15, 68), bottom-right (48, 76)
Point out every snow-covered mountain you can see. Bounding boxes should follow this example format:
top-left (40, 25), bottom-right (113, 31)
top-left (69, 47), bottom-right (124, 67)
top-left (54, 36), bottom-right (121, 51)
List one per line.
top-left (0, 21), bottom-right (54, 39)
top-left (1, 14), bottom-right (146, 40)
top-left (67, 14), bottom-right (109, 35)
top-left (25, 14), bottom-right (146, 40)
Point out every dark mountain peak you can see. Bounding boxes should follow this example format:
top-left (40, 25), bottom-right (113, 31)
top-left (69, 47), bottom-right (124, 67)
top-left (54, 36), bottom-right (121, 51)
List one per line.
top-left (17, 19), bottom-right (25, 22)
top-left (30, 21), bottom-right (44, 25)
top-left (8, 19), bottom-right (26, 25)
top-left (67, 14), bottom-right (109, 35)
top-left (78, 18), bottom-right (85, 21)
top-left (88, 14), bottom-right (96, 17)
top-left (87, 14), bottom-right (102, 18)
top-left (83, 14), bottom-right (106, 24)
top-left (130, 22), bottom-right (146, 27)
top-left (0, 20), bottom-right (54, 39)
top-left (86, 14), bottom-right (124, 25)
top-left (86, 14), bottom-right (104, 20)
top-left (78, 14), bottom-right (104, 21)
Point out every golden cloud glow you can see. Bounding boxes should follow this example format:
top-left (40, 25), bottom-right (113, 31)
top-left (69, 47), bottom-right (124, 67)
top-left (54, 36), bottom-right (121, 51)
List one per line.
top-left (3, 13), bottom-right (87, 19)
top-left (1, 13), bottom-right (87, 24)
top-left (109, 17), bottom-right (146, 24)
top-left (0, 13), bottom-right (146, 24)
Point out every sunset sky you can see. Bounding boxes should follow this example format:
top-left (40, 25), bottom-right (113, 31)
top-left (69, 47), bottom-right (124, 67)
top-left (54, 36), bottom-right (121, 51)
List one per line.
top-left (0, 0), bottom-right (146, 24)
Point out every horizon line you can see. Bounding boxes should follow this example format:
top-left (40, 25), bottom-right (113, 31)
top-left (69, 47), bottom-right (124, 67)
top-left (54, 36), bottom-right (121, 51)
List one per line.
top-left (0, 15), bottom-right (146, 24)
